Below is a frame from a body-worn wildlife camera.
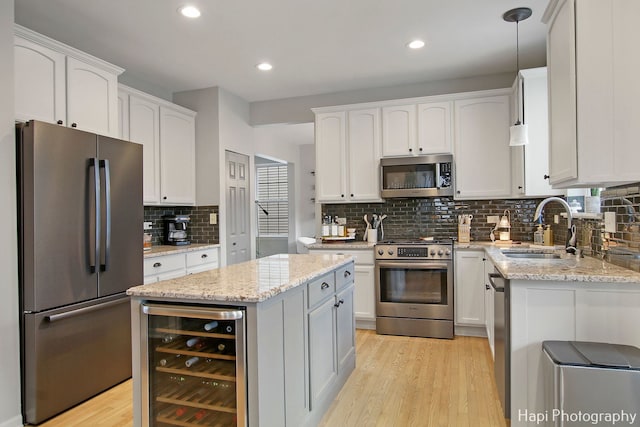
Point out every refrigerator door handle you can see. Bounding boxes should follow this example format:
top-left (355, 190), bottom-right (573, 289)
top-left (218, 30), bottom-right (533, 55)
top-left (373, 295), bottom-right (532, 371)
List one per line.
top-left (44, 296), bottom-right (128, 322)
top-left (89, 158), bottom-right (100, 273)
top-left (99, 159), bottom-right (111, 271)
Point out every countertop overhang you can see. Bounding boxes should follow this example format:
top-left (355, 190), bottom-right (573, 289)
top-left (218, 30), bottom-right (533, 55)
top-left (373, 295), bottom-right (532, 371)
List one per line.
top-left (456, 242), bottom-right (640, 283)
top-left (128, 253), bottom-right (354, 302)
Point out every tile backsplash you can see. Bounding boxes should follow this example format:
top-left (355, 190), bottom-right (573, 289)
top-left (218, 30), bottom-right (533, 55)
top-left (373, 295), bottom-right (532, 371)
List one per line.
top-left (321, 197), bottom-right (546, 242)
top-left (322, 183), bottom-right (640, 272)
top-left (144, 205), bottom-right (219, 245)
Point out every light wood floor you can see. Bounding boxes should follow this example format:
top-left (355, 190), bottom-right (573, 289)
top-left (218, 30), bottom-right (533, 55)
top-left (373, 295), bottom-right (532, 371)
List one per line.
top-left (40, 330), bottom-right (505, 427)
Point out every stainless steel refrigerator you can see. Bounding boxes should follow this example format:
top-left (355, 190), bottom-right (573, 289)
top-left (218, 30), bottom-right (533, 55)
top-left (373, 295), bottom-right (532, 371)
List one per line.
top-left (16, 120), bottom-right (143, 425)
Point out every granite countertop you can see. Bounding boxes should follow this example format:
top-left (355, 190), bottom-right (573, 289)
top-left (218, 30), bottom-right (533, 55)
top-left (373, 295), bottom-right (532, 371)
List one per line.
top-left (306, 239), bottom-right (375, 250)
top-left (128, 253), bottom-right (354, 302)
top-left (144, 243), bottom-right (221, 258)
top-left (456, 242), bottom-right (640, 283)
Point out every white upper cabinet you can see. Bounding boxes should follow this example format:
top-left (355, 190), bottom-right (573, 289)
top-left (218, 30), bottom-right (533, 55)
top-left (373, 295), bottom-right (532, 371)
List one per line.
top-left (66, 57), bottom-right (119, 136)
top-left (14, 25), bottom-right (123, 137)
top-left (454, 93), bottom-right (512, 199)
top-left (159, 106), bottom-right (196, 205)
top-left (347, 108), bottom-right (381, 201)
top-left (314, 108), bottom-right (382, 203)
top-left (381, 105), bottom-right (417, 157)
top-left (543, 0), bottom-right (640, 188)
top-left (14, 35), bottom-right (65, 125)
top-left (417, 101), bottom-right (453, 154)
top-left (510, 68), bottom-right (564, 198)
top-left (119, 85), bottom-right (196, 205)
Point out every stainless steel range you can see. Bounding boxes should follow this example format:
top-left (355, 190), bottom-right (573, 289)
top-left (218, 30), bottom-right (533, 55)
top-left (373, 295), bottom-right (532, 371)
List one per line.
top-left (375, 239), bottom-right (453, 339)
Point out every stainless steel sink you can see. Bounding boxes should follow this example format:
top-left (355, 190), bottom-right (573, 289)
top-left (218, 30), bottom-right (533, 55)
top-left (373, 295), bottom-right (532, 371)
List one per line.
top-left (502, 251), bottom-right (561, 259)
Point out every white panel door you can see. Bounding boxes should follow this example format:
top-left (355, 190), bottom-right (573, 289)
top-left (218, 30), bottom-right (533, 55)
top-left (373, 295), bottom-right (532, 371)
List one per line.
top-left (66, 56), bottom-right (119, 136)
top-left (308, 297), bottom-right (337, 408)
top-left (14, 36), bottom-right (66, 124)
top-left (225, 151), bottom-right (251, 265)
top-left (354, 265), bottom-right (375, 321)
top-left (454, 251), bottom-right (485, 326)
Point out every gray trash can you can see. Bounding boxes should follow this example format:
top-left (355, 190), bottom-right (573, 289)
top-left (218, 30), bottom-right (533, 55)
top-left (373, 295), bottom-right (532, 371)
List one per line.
top-left (542, 341), bottom-right (640, 426)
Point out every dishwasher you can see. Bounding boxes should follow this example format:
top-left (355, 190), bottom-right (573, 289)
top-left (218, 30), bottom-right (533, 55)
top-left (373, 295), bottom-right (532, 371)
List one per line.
top-left (542, 341), bottom-right (640, 426)
top-left (488, 269), bottom-right (510, 420)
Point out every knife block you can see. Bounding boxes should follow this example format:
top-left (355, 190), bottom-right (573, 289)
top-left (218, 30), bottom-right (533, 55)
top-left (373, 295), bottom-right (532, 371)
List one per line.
top-left (458, 224), bottom-right (470, 243)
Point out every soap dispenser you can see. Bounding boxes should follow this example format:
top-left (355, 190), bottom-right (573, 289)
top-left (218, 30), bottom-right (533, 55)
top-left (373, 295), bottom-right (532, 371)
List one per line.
top-left (543, 225), bottom-right (553, 246)
top-left (534, 224), bottom-right (544, 245)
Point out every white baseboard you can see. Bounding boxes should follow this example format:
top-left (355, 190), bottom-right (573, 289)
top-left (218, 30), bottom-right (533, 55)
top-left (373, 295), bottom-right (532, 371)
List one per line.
top-left (0, 415), bottom-right (23, 427)
top-left (455, 325), bottom-right (487, 337)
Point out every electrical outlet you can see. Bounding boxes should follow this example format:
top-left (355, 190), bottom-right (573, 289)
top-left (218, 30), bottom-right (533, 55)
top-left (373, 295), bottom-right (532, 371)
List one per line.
top-left (143, 221), bottom-right (153, 230)
top-left (604, 211), bottom-right (616, 233)
top-left (487, 215), bottom-right (499, 223)
top-left (209, 213), bottom-right (217, 225)
top-left (554, 214), bottom-right (559, 224)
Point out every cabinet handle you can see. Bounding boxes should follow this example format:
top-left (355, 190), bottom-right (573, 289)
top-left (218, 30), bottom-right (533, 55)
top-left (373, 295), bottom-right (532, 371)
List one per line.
top-left (350, 193), bottom-right (354, 197)
top-left (457, 190), bottom-right (461, 194)
top-left (56, 120), bottom-right (63, 125)
top-left (518, 186), bottom-right (523, 190)
top-left (419, 147), bottom-right (423, 152)
top-left (153, 262), bottom-right (162, 268)
top-left (71, 122), bottom-right (77, 128)
top-left (482, 258), bottom-right (487, 261)
top-left (409, 148), bottom-right (413, 152)
top-left (334, 299), bottom-right (344, 308)
top-left (163, 196), bottom-right (167, 200)
top-left (344, 270), bottom-right (351, 277)
top-left (321, 282), bottom-right (330, 290)
top-left (485, 284), bottom-right (490, 290)
top-left (201, 254), bottom-right (208, 259)
top-left (543, 174), bottom-right (550, 180)
top-left (341, 194), bottom-right (344, 198)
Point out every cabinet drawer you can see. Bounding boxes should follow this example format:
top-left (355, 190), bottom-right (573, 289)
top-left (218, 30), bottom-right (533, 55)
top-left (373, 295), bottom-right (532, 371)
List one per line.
top-left (336, 263), bottom-right (355, 291)
top-left (186, 248), bottom-right (219, 268)
top-left (144, 254), bottom-right (185, 277)
top-left (308, 272), bottom-right (336, 308)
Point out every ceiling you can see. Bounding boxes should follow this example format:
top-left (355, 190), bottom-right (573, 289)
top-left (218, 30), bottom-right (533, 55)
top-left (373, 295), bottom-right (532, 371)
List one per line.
top-left (14, 0), bottom-right (549, 103)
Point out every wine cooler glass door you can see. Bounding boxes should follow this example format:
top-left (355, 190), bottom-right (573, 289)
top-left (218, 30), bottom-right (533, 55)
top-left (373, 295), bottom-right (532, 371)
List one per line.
top-left (142, 304), bottom-right (246, 427)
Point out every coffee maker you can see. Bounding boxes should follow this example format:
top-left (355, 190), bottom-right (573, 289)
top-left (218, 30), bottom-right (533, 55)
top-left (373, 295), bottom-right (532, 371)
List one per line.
top-left (163, 215), bottom-right (190, 246)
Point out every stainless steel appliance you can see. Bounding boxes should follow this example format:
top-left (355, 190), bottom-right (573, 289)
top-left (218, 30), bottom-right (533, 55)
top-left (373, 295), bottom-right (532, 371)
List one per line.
top-left (542, 341), bottom-right (640, 427)
top-left (163, 214), bottom-right (191, 246)
top-left (380, 154), bottom-right (454, 198)
top-left (140, 303), bottom-right (247, 426)
top-left (375, 239), bottom-right (454, 339)
top-left (16, 120), bottom-right (143, 425)
top-left (488, 270), bottom-right (510, 419)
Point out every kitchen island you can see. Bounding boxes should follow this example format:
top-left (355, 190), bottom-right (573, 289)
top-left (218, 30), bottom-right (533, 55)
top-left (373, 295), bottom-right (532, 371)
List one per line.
top-left (458, 243), bottom-right (640, 426)
top-left (127, 253), bottom-right (356, 427)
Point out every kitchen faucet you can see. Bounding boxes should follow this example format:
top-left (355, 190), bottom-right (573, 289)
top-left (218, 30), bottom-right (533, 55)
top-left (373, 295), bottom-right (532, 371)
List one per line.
top-left (533, 197), bottom-right (577, 254)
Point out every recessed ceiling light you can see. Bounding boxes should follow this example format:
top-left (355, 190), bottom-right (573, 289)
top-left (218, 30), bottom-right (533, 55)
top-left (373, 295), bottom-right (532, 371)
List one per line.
top-left (256, 62), bottom-right (273, 71)
top-left (407, 40), bottom-right (425, 49)
top-left (179, 5), bottom-right (201, 18)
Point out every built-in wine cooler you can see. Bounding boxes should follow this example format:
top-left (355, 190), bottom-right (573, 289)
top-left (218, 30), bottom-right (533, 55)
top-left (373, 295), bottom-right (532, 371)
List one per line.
top-left (141, 303), bottom-right (247, 427)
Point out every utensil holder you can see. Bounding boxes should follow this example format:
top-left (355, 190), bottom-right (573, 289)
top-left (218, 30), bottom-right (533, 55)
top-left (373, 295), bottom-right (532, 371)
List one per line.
top-left (367, 228), bottom-right (378, 243)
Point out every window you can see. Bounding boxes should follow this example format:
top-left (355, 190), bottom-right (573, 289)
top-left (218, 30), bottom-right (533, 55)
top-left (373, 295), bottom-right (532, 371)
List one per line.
top-left (256, 165), bottom-right (288, 236)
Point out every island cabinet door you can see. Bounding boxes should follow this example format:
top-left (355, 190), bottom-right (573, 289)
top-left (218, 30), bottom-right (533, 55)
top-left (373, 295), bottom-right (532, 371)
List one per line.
top-left (140, 303), bottom-right (247, 427)
top-left (336, 283), bottom-right (355, 373)
top-left (308, 297), bottom-right (338, 408)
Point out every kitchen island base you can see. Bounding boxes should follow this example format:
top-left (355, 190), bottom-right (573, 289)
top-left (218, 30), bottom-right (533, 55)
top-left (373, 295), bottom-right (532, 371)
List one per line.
top-left (129, 254), bottom-right (355, 427)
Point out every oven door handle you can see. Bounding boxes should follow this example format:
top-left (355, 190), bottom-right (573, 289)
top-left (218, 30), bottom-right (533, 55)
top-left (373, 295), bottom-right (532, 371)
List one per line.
top-left (376, 261), bottom-right (450, 270)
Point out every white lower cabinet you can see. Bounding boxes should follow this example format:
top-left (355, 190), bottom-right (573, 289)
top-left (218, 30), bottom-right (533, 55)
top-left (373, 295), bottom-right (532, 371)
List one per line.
top-left (454, 250), bottom-right (486, 328)
top-left (309, 296), bottom-right (338, 407)
top-left (143, 247), bottom-right (219, 284)
top-left (483, 257), bottom-right (495, 358)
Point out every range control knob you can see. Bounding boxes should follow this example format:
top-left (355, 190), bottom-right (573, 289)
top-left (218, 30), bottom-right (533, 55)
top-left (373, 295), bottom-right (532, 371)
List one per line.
top-left (438, 249), bottom-right (444, 256)
top-left (388, 249), bottom-right (394, 256)
top-left (430, 250), bottom-right (436, 256)
top-left (445, 249), bottom-right (451, 256)
top-left (378, 249), bottom-right (384, 256)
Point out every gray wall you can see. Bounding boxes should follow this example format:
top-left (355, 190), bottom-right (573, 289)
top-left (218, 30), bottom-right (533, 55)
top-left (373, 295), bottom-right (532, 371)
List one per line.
top-left (250, 71), bottom-right (515, 125)
top-left (1, 3), bottom-right (22, 427)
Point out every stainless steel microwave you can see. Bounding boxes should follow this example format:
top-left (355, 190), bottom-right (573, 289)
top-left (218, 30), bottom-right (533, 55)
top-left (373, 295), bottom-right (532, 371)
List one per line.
top-left (380, 154), bottom-right (454, 198)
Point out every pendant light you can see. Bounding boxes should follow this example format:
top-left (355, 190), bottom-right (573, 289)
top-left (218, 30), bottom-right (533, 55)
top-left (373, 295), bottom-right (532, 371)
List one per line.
top-left (503, 7), bottom-right (532, 146)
